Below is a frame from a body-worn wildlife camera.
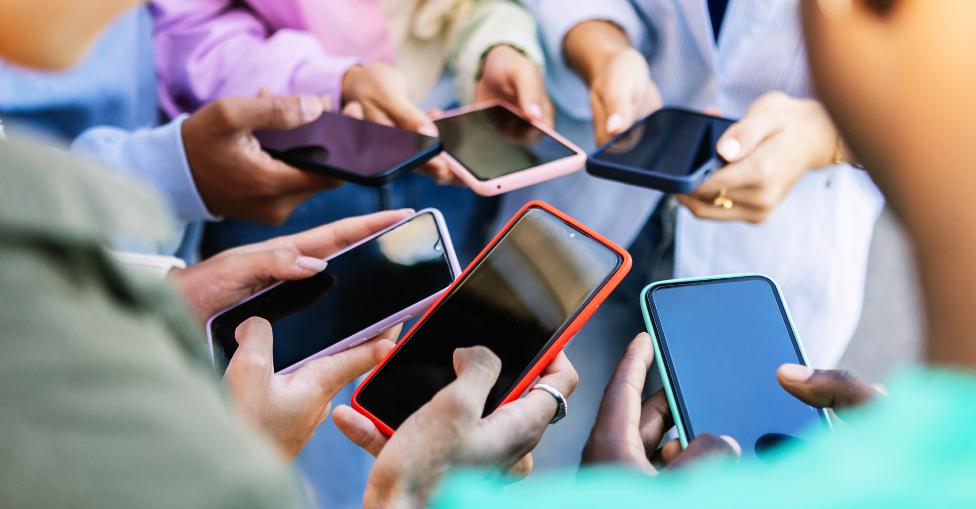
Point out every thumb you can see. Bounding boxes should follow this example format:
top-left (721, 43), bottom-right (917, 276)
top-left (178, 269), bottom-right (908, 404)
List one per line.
top-left (381, 94), bottom-right (438, 137)
top-left (227, 317), bottom-right (276, 382)
top-left (509, 66), bottom-right (551, 126)
top-left (431, 346), bottom-right (502, 421)
top-left (211, 95), bottom-right (326, 132)
top-left (299, 338), bottom-right (390, 397)
top-left (777, 365), bottom-right (879, 410)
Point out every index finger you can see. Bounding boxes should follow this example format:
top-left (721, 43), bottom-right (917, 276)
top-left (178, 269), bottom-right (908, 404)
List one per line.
top-left (219, 95), bottom-right (325, 131)
top-left (272, 209), bottom-right (416, 259)
top-left (590, 333), bottom-right (655, 443)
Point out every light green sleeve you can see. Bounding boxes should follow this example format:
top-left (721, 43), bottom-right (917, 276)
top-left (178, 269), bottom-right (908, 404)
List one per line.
top-left (448, 0), bottom-right (545, 104)
top-left (432, 369), bottom-right (976, 509)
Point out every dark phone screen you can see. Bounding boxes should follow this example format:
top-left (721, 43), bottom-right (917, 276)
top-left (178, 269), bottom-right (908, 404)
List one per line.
top-left (647, 276), bottom-right (828, 457)
top-left (255, 111), bottom-right (440, 177)
top-left (434, 105), bottom-right (576, 180)
top-left (596, 108), bottom-right (734, 176)
top-left (209, 212), bottom-right (455, 373)
top-left (356, 207), bottom-right (622, 430)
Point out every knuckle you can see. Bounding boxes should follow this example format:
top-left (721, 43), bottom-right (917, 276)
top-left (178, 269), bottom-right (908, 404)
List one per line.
top-left (211, 98), bottom-right (237, 126)
top-left (436, 389), bottom-right (474, 419)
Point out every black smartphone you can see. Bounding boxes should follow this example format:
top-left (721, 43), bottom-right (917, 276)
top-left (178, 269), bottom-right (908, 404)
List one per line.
top-left (641, 275), bottom-right (831, 458)
top-left (255, 111), bottom-right (442, 186)
top-left (207, 210), bottom-right (460, 374)
top-left (587, 107), bottom-right (735, 193)
top-left (353, 202), bottom-right (630, 435)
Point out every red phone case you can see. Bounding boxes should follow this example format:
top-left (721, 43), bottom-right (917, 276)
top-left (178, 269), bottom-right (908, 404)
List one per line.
top-left (351, 200), bottom-right (633, 436)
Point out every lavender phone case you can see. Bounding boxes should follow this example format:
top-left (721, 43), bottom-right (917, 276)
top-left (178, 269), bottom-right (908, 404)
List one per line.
top-left (205, 208), bottom-right (461, 374)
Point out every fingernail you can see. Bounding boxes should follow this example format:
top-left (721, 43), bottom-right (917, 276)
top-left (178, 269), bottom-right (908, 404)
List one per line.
top-left (299, 95), bottom-right (323, 121)
top-left (296, 256), bottom-right (327, 272)
top-left (397, 208), bottom-right (416, 215)
top-left (779, 363), bottom-right (814, 382)
top-left (606, 112), bottom-right (624, 134)
top-left (717, 138), bottom-right (741, 161)
top-left (528, 103), bottom-right (543, 120)
top-left (720, 435), bottom-right (742, 457)
top-left (419, 124), bottom-right (439, 137)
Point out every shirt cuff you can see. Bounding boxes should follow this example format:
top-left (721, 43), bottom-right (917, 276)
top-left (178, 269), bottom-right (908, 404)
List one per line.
top-left (291, 55), bottom-right (361, 112)
top-left (72, 115), bottom-right (217, 223)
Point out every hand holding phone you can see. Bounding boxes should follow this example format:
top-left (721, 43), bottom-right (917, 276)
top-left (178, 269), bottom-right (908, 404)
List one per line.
top-left (352, 201), bottom-right (631, 435)
top-left (207, 209), bottom-right (461, 374)
top-left (255, 111), bottom-right (442, 186)
top-left (587, 107), bottom-right (735, 193)
top-left (641, 274), bottom-right (831, 458)
top-left (433, 102), bottom-right (585, 196)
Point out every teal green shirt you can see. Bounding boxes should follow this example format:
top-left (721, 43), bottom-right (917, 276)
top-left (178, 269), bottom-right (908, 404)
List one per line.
top-left (434, 368), bottom-right (976, 508)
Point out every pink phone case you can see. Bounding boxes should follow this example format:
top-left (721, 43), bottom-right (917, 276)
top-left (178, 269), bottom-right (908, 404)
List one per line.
top-left (205, 208), bottom-right (462, 374)
top-left (435, 100), bottom-right (586, 196)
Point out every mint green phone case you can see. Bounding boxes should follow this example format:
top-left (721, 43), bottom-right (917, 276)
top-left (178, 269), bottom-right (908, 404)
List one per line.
top-left (639, 273), bottom-right (832, 449)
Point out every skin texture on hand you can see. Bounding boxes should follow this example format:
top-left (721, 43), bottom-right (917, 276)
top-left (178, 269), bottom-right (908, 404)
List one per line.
top-left (564, 20), bottom-right (662, 146)
top-left (181, 95), bottom-right (342, 224)
top-left (777, 364), bottom-right (883, 414)
top-left (170, 209), bottom-right (414, 324)
top-left (582, 333), bottom-right (740, 473)
top-left (474, 44), bottom-right (554, 127)
top-left (332, 348), bottom-right (579, 509)
top-left (677, 92), bottom-right (841, 223)
top-left (340, 63), bottom-right (455, 184)
top-left (224, 317), bottom-right (400, 459)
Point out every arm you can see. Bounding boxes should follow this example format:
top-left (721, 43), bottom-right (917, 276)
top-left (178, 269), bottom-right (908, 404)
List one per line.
top-left (150, 0), bottom-right (357, 114)
top-left (448, 0), bottom-right (545, 104)
top-left (72, 117), bottom-right (215, 223)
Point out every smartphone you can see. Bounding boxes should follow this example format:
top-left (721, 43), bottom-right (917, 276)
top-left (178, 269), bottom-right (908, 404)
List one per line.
top-left (255, 111), bottom-right (443, 186)
top-left (640, 274), bottom-right (832, 457)
top-left (206, 209), bottom-right (461, 374)
top-left (433, 101), bottom-right (585, 196)
top-left (587, 107), bottom-right (736, 194)
top-left (353, 201), bottom-right (632, 435)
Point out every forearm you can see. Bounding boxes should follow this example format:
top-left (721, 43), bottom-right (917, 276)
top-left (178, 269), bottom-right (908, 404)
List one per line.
top-left (449, 0), bottom-right (545, 103)
top-left (563, 20), bottom-right (632, 86)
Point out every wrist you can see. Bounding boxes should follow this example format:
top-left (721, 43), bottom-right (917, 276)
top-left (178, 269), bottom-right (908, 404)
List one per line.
top-left (564, 20), bottom-right (632, 86)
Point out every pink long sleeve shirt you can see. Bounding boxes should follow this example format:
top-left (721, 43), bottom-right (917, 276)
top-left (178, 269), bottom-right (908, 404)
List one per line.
top-left (150, 0), bottom-right (396, 115)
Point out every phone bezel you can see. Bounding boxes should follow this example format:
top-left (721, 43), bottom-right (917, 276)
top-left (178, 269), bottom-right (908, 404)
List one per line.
top-left (433, 101), bottom-right (586, 196)
top-left (640, 274), bottom-right (833, 449)
top-left (352, 200), bottom-right (632, 435)
top-left (256, 111), bottom-right (444, 186)
top-left (205, 208), bottom-right (461, 374)
top-left (586, 107), bottom-right (735, 194)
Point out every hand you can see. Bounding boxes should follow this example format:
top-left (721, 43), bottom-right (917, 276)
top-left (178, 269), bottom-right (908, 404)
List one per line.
top-left (333, 347), bottom-right (578, 508)
top-left (341, 63), bottom-right (455, 184)
top-left (170, 209), bottom-right (413, 323)
top-left (225, 317), bottom-right (400, 458)
top-left (181, 95), bottom-right (342, 224)
top-left (582, 333), bottom-right (740, 473)
top-left (474, 44), bottom-right (554, 127)
top-left (777, 364), bottom-right (883, 417)
top-left (564, 20), bottom-right (662, 145)
top-left (677, 92), bottom-right (840, 223)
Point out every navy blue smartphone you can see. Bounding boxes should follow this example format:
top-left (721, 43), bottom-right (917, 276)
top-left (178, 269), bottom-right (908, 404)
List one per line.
top-left (587, 107), bottom-right (735, 193)
top-left (255, 111), bottom-right (442, 186)
top-left (640, 275), bottom-right (831, 458)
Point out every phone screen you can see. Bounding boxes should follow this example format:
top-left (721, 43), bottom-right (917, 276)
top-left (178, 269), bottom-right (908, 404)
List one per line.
top-left (255, 111), bottom-right (440, 178)
top-left (647, 276), bottom-right (828, 456)
top-left (356, 207), bottom-right (622, 429)
top-left (434, 105), bottom-right (576, 180)
top-left (597, 109), bottom-right (734, 176)
top-left (209, 212), bottom-right (456, 373)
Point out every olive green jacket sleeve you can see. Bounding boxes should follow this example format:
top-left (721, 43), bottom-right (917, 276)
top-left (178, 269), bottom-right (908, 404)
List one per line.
top-left (448, 0), bottom-right (545, 104)
top-left (0, 141), bottom-right (308, 509)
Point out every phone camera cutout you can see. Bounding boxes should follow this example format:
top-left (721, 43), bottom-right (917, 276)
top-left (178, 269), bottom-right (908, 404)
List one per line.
top-left (569, 232), bottom-right (577, 239)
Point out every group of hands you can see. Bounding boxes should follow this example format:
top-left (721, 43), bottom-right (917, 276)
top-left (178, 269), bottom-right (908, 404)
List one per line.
top-left (179, 20), bottom-right (846, 231)
top-left (167, 208), bottom-right (884, 508)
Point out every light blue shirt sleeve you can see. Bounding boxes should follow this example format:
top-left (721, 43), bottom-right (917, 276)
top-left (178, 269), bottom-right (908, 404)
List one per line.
top-left (521, 0), bottom-right (650, 120)
top-left (71, 114), bottom-right (216, 223)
